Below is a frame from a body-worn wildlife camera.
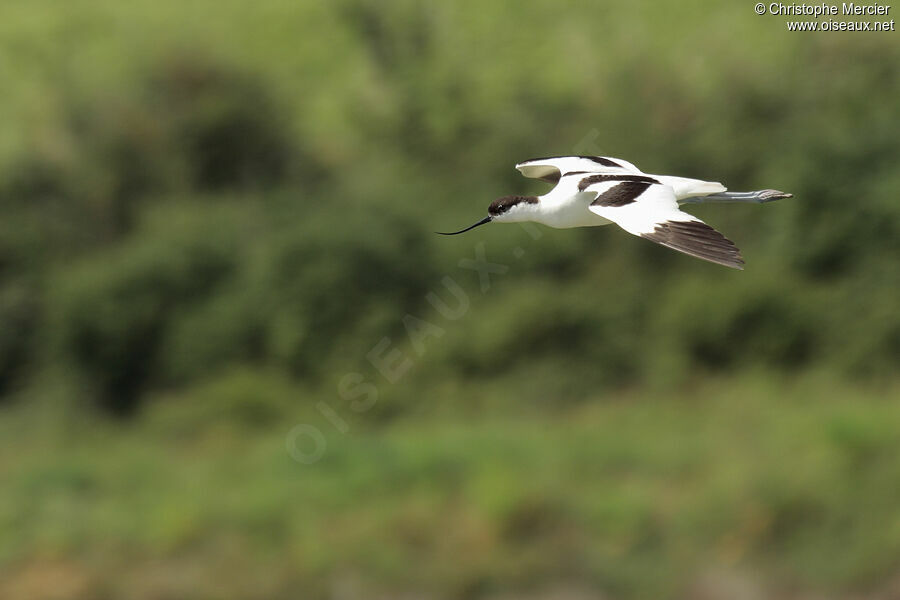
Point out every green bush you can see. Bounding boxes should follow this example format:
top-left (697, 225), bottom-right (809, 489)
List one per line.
top-left (0, 282), bottom-right (38, 397)
top-left (48, 211), bottom-right (239, 414)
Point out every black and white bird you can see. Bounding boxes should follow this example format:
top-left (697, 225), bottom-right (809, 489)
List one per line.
top-left (438, 155), bottom-right (792, 270)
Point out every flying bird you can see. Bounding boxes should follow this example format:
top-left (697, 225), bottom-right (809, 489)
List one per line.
top-left (437, 155), bottom-right (792, 270)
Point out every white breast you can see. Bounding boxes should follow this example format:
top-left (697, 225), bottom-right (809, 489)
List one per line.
top-left (535, 191), bottom-right (612, 229)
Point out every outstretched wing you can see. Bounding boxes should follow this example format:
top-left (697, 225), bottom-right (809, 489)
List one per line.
top-left (581, 176), bottom-right (744, 270)
top-left (515, 155), bottom-right (642, 182)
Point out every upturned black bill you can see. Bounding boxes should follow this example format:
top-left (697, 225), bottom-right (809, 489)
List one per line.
top-left (435, 216), bottom-right (492, 235)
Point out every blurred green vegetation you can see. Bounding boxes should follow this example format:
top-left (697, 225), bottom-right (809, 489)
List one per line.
top-left (0, 1), bottom-right (899, 598)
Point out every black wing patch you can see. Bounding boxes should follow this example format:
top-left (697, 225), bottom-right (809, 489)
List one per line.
top-left (578, 174), bottom-right (660, 191)
top-left (590, 181), bottom-right (652, 207)
top-left (641, 220), bottom-right (744, 270)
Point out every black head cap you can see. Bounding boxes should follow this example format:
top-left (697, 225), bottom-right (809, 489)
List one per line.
top-left (488, 195), bottom-right (539, 217)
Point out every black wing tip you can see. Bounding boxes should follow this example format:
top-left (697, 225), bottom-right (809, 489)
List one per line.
top-left (642, 220), bottom-right (745, 270)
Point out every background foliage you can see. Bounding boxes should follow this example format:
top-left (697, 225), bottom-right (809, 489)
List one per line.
top-left (1, 1), bottom-right (899, 598)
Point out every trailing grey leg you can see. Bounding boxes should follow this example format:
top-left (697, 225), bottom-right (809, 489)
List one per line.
top-left (679, 189), bottom-right (793, 204)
